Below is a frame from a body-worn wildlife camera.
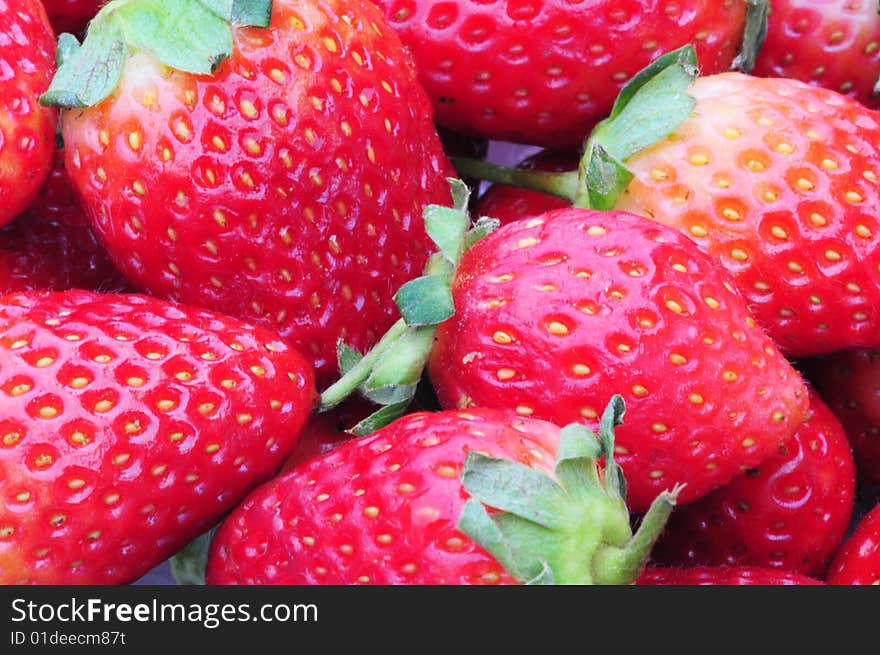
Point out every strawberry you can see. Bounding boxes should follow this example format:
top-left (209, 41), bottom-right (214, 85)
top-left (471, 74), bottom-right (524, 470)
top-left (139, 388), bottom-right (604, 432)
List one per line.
top-left (426, 207), bottom-right (809, 512)
top-left (803, 350), bottom-right (880, 486)
top-left (369, 0), bottom-right (754, 147)
top-left (207, 400), bottom-right (681, 585)
top-left (613, 73), bottom-right (880, 357)
top-left (42, 0), bottom-right (102, 35)
top-left (0, 149), bottom-right (127, 294)
top-left (751, 0), bottom-right (880, 108)
top-left (0, 0), bottom-right (57, 228)
top-left (825, 501), bottom-right (880, 584)
top-left (0, 289), bottom-right (316, 584)
top-left (41, 0), bottom-right (454, 387)
top-left (637, 565), bottom-right (823, 585)
top-left (463, 66), bottom-right (880, 358)
top-left (651, 388), bottom-right (856, 577)
top-left (473, 149), bottom-right (577, 224)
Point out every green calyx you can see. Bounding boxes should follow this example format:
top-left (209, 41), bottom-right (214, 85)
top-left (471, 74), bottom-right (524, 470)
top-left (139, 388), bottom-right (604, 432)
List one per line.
top-left (451, 44), bottom-right (699, 211)
top-left (458, 396), bottom-right (683, 585)
top-left (169, 526), bottom-right (218, 585)
top-left (40, 0), bottom-right (272, 109)
top-left (318, 179), bottom-right (498, 435)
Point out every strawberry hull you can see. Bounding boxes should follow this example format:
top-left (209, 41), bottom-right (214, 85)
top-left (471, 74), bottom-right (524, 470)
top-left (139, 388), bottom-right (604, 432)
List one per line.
top-left (0, 290), bottom-right (316, 584)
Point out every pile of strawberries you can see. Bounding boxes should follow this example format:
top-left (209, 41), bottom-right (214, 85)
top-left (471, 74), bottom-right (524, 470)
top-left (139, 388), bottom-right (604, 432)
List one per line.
top-left (2, 0), bottom-right (880, 586)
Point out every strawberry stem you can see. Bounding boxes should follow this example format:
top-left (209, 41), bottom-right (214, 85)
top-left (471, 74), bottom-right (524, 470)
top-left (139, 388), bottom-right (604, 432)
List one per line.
top-left (318, 180), bottom-right (497, 434)
top-left (319, 318), bottom-right (409, 411)
top-left (451, 46), bottom-right (699, 212)
top-left (450, 157), bottom-right (578, 203)
top-left (591, 486), bottom-right (682, 584)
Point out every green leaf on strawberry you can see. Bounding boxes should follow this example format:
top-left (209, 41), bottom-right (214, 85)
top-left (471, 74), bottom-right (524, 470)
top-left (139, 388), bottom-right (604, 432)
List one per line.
top-left (453, 44), bottom-right (700, 210)
top-left (459, 396), bottom-right (680, 585)
top-left (731, 0), bottom-right (770, 73)
top-left (319, 179), bottom-right (496, 433)
top-left (40, 0), bottom-right (272, 108)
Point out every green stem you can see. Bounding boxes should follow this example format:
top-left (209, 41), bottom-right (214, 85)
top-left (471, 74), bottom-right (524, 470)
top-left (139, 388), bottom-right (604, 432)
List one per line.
top-left (451, 156), bottom-right (578, 202)
top-left (319, 318), bottom-right (408, 410)
top-left (592, 485), bottom-right (682, 585)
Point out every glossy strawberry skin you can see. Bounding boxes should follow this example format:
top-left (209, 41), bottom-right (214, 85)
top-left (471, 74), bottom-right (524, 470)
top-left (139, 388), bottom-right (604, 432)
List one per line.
top-left (804, 350), bottom-right (880, 486)
top-left (371, 0), bottom-right (747, 147)
top-left (752, 0), bottom-right (880, 109)
top-left (0, 149), bottom-right (127, 294)
top-left (615, 73), bottom-right (880, 357)
top-left (429, 208), bottom-right (809, 512)
top-left (0, 0), bottom-right (57, 228)
top-left (42, 0), bottom-right (102, 35)
top-left (61, 0), bottom-right (454, 387)
top-left (0, 290), bottom-right (316, 584)
top-left (473, 149), bottom-right (576, 224)
top-left (207, 409), bottom-right (561, 585)
top-left (825, 501), bottom-right (880, 584)
top-left (651, 389), bottom-right (855, 577)
top-left (637, 565), bottom-right (823, 585)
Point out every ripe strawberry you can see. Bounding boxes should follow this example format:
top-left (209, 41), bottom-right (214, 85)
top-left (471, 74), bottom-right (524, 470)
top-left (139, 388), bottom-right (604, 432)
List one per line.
top-left (0, 290), bottom-right (316, 584)
top-left (803, 350), bottom-right (880, 486)
top-left (613, 73), bottom-right (880, 357)
top-left (460, 65), bottom-right (880, 358)
top-left (207, 401), bottom-right (681, 585)
top-left (637, 565), bottom-right (823, 585)
top-left (825, 501), bottom-right (880, 584)
top-left (43, 0), bottom-right (454, 387)
top-left (42, 0), bottom-right (102, 35)
top-left (751, 0), bottom-right (880, 108)
top-left (0, 149), bottom-right (127, 294)
top-left (651, 388), bottom-right (856, 577)
top-left (427, 207), bottom-right (809, 512)
top-left (370, 0), bottom-right (751, 147)
top-left (473, 149), bottom-right (577, 224)
top-left (0, 0), bottom-right (57, 228)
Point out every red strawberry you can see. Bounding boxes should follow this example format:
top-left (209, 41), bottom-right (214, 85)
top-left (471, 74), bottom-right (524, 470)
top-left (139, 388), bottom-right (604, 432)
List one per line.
top-left (461, 68), bottom-right (880, 358)
top-left (0, 149), bottom-right (127, 294)
top-left (637, 565), bottom-right (823, 585)
top-left (42, 0), bottom-right (102, 35)
top-left (0, 0), bottom-right (57, 227)
top-left (207, 401), bottom-right (681, 585)
top-left (0, 290), bottom-right (315, 584)
top-left (651, 388), bottom-right (856, 577)
top-left (473, 149), bottom-right (577, 225)
top-left (613, 72), bottom-right (880, 357)
top-left (370, 0), bottom-right (751, 147)
top-left (825, 501), bottom-right (880, 584)
top-left (427, 207), bottom-right (809, 512)
top-left (752, 0), bottom-right (880, 108)
top-left (803, 350), bottom-right (880, 486)
top-left (43, 0), bottom-right (454, 387)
